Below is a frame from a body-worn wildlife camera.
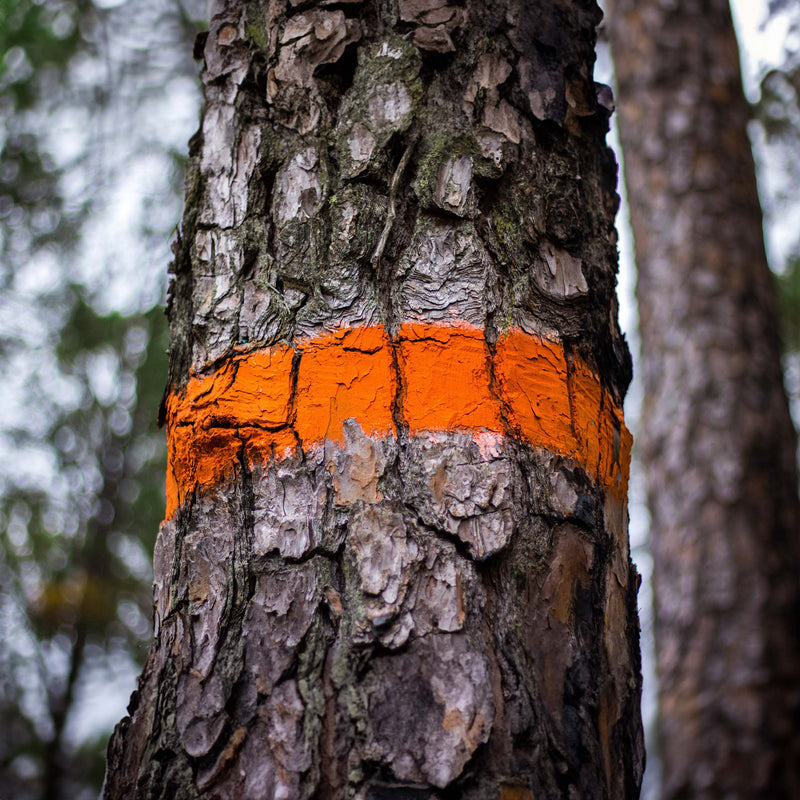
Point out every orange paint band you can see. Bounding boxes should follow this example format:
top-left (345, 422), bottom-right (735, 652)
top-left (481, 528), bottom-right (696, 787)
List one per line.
top-left (165, 323), bottom-right (631, 518)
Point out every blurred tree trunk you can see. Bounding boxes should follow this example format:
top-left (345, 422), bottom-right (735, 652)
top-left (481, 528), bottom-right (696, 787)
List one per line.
top-left (103, 1), bottom-right (644, 797)
top-left (607, 1), bottom-right (800, 798)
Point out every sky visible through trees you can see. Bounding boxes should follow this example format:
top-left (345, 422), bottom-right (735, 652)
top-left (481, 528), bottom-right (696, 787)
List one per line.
top-left (0, 0), bottom-right (798, 798)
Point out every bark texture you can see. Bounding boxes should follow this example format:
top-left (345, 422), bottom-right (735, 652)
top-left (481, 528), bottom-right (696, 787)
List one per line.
top-left (607, 2), bottom-right (800, 798)
top-left (104, 1), bottom-right (643, 797)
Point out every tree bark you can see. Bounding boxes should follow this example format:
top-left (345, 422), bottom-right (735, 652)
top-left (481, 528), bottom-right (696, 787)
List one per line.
top-left (104, 1), bottom-right (644, 797)
top-left (606, 2), bottom-right (800, 798)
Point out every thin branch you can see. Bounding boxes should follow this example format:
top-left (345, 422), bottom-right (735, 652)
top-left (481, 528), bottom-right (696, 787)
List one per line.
top-left (371, 131), bottom-right (419, 269)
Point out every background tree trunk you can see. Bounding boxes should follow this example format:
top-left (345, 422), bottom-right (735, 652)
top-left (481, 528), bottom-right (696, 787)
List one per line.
top-left (104, 1), bottom-right (644, 797)
top-left (607, 1), bottom-right (800, 797)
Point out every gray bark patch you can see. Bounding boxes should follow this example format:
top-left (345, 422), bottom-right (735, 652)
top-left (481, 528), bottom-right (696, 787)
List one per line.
top-left (397, 219), bottom-right (493, 325)
top-left (402, 432), bottom-right (519, 559)
top-left (364, 633), bottom-right (493, 787)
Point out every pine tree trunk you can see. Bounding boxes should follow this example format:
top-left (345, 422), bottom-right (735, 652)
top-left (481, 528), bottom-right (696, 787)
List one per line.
top-left (104, 1), bottom-right (644, 797)
top-left (607, 1), bottom-right (800, 797)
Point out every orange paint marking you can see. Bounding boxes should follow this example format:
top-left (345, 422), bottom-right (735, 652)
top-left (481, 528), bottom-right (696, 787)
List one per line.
top-left (569, 357), bottom-right (604, 475)
top-left (294, 326), bottom-right (396, 445)
top-left (599, 401), bottom-right (632, 500)
top-left (168, 345), bottom-right (294, 431)
top-left (165, 345), bottom-right (296, 517)
top-left (495, 331), bottom-right (576, 455)
top-left (164, 324), bottom-right (631, 519)
top-left (399, 322), bottom-right (502, 435)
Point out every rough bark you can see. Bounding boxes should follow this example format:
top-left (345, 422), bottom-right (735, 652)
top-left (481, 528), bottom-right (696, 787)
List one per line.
top-left (606, 2), bottom-right (800, 798)
top-left (104, 1), bottom-right (644, 798)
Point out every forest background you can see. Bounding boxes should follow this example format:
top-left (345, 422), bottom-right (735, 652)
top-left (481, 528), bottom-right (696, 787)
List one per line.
top-left (0, 0), bottom-right (798, 798)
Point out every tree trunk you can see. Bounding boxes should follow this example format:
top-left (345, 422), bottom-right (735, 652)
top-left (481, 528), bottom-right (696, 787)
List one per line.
top-left (606, 2), bottom-right (800, 798)
top-left (104, 1), bottom-right (643, 797)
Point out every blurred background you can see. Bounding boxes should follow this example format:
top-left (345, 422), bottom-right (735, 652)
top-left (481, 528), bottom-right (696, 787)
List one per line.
top-left (0, 1), bottom-right (798, 798)
top-left (0, 1), bottom-right (203, 796)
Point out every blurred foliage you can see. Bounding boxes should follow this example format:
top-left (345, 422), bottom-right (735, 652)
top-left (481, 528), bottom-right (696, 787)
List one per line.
top-left (779, 257), bottom-right (800, 351)
top-left (768, 0), bottom-right (797, 15)
top-left (0, 0), bottom-right (87, 105)
top-left (0, 0), bottom-right (88, 271)
top-left (0, 0), bottom-right (205, 798)
top-left (0, 301), bottom-right (168, 799)
top-left (754, 8), bottom-right (800, 358)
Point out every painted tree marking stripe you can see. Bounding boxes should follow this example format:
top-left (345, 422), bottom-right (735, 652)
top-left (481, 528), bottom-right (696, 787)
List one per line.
top-left (295, 327), bottom-right (396, 444)
top-left (399, 324), bottom-right (503, 434)
top-left (165, 323), bottom-right (631, 518)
